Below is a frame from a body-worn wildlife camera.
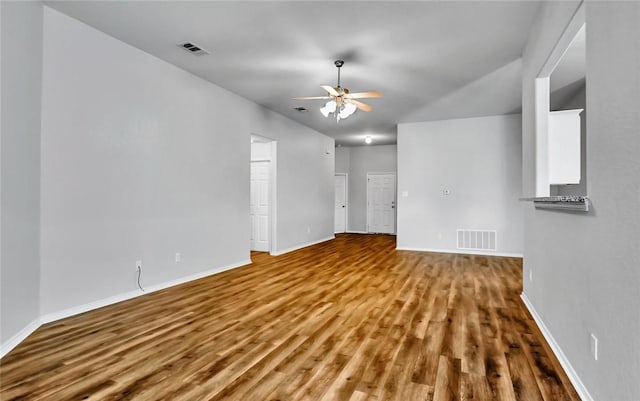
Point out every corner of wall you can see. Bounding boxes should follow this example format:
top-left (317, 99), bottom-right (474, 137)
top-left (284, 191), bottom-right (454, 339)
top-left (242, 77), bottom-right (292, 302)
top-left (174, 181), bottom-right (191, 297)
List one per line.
top-left (0, 0), bottom-right (43, 349)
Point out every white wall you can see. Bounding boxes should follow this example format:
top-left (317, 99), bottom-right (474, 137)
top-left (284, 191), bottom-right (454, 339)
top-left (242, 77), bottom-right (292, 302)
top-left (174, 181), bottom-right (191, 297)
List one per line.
top-left (400, 58), bottom-right (523, 123)
top-left (0, 2), bottom-right (43, 345)
top-left (521, 2), bottom-right (640, 400)
top-left (334, 145), bottom-right (396, 233)
top-left (265, 124), bottom-right (334, 252)
top-left (335, 146), bottom-right (350, 174)
top-left (397, 115), bottom-right (523, 256)
top-left (39, 7), bottom-right (334, 317)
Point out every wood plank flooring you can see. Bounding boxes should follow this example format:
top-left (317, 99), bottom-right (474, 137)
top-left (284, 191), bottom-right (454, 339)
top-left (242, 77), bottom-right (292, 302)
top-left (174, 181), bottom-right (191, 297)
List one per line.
top-left (0, 234), bottom-right (580, 401)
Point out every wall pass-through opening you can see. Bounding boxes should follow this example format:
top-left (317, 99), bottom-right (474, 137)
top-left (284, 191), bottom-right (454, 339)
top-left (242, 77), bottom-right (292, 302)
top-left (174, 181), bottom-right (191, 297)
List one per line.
top-left (533, 3), bottom-right (586, 197)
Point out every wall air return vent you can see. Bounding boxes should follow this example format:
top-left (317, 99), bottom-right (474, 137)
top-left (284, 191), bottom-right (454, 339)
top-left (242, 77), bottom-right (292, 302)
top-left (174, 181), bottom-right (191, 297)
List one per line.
top-left (457, 229), bottom-right (497, 251)
top-left (178, 42), bottom-right (210, 55)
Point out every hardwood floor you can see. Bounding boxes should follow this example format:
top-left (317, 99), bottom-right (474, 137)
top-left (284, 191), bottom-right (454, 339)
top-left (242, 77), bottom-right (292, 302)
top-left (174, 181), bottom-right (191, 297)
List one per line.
top-left (0, 234), bottom-right (579, 401)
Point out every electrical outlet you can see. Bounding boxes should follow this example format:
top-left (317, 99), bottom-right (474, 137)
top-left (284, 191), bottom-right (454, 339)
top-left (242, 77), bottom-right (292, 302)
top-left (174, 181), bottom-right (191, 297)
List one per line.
top-left (590, 333), bottom-right (598, 360)
top-left (136, 260), bottom-right (142, 271)
top-left (529, 269), bottom-right (533, 282)
top-left (175, 253), bottom-right (181, 263)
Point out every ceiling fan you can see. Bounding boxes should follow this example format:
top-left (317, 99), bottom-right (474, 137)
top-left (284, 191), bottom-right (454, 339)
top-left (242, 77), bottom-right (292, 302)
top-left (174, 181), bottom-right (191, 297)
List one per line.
top-left (293, 60), bottom-right (382, 122)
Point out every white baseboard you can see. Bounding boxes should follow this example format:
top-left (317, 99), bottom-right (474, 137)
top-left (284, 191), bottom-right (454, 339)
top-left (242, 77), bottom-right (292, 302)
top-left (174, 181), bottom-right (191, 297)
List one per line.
top-left (396, 246), bottom-right (523, 258)
top-left (345, 230), bottom-right (368, 234)
top-left (520, 293), bottom-right (594, 401)
top-left (40, 289), bottom-right (141, 325)
top-left (41, 259), bottom-right (251, 324)
top-left (141, 259), bottom-right (251, 297)
top-left (2, 259), bottom-right (251, 358)
top-left (271, 236), bottom-right (335, 256)
top-left (0, 318), bottom-right (42, 359)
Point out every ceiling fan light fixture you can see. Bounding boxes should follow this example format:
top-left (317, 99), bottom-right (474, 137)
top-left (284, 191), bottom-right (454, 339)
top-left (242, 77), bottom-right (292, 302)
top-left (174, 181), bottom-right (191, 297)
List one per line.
top-left (320, 100), bottom-right (337, 118)
top-left (340, 103), bottom-right (357, 119)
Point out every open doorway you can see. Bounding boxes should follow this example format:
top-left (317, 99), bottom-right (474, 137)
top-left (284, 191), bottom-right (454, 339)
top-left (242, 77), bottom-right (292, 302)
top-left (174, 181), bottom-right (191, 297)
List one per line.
top-left (250, 134), bottom-right (277, 253)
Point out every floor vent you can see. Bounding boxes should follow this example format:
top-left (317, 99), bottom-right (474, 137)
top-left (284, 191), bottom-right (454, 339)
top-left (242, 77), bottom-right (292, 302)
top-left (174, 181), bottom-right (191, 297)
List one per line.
top-left (457, 229), bottom-right (497, 251)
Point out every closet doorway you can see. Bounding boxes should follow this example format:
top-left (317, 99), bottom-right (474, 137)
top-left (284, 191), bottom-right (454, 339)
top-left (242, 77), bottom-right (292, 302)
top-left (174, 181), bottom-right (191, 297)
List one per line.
top-left (250, 135), bottom-right (277, 253)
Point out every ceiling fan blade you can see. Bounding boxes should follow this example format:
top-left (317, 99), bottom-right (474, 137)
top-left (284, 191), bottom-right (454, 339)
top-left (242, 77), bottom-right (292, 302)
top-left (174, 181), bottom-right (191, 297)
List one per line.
top-left (348, 99), bottom-right (373, 112)
top-left (344, 91), bottom-right (383, 99)
top-left (292, 96), bottom-right (332, 100)
top-left (320, 85), bottom-right (340, 97)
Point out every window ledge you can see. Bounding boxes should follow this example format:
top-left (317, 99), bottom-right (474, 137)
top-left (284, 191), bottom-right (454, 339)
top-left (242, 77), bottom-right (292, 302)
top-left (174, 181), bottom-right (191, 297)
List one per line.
top-left (520, 196), bottom-right (590, 212)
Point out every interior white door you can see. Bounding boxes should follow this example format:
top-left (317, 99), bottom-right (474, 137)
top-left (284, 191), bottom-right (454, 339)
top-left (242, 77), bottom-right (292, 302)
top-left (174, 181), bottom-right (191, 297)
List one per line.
top-left (334, 175), bottom-right (347, 233)
top-left (250, 161), bottom-right (270, 251)
top-left (367, 173), bottom-right (396, 234)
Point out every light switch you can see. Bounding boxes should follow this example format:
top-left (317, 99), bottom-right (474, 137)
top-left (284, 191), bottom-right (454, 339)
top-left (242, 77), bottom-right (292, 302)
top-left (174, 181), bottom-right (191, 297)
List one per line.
top-left (401, 191), bottom-right (409, 198)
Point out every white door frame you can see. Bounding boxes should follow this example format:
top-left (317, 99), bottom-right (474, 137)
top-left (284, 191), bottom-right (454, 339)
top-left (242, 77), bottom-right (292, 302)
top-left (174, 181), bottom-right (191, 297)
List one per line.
top-left (334, 173), bottom-right (348, 233)
top-left (366, 172), bottom-right (396, 234)
top-left (250, 137), bottom-right (277, 254)
top-left (269, 142), bottom-right (277, 254)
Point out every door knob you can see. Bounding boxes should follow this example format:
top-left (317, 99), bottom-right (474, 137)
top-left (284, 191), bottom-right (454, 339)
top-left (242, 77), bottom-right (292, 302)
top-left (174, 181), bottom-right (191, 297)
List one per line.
top-left (342, 205), bottom-right (345, 208)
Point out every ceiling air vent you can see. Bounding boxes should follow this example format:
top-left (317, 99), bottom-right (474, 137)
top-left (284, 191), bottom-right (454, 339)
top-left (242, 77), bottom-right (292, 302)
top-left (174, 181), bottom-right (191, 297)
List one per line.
top-left (178, 42), bottom-right (210, 56)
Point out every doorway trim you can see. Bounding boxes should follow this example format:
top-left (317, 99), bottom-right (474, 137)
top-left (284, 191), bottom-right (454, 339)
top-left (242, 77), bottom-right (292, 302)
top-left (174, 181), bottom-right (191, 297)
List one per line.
top-left (334, 173), bottom-right (348, 233)
top-left (269, 142), bottom-right (277, 254)
top-left (366, 172), bottom-right (397, 234)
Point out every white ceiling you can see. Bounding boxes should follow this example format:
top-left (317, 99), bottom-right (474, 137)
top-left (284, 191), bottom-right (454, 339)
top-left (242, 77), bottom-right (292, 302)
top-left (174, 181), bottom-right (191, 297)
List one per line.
top-left (46, 1), bottom-right (542, 146)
